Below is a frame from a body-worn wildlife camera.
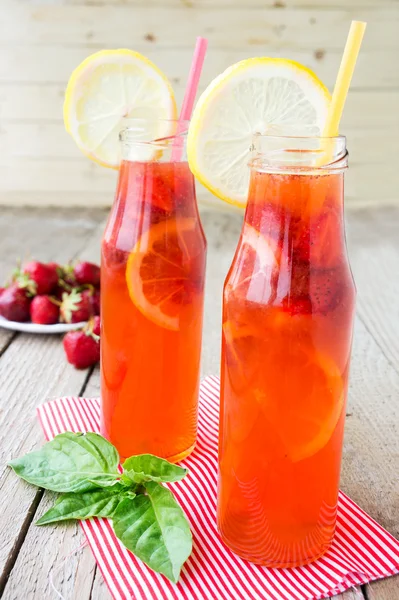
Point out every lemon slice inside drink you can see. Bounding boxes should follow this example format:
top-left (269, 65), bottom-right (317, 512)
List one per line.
top-left (125, 218), bottom-right (198, 331)
top-left (64, 49), bottom-right (177, 168)
top-left (187, 58), bottom-right (331, 207)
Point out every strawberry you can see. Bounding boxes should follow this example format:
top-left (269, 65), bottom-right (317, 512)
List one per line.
top-left (30, 295), bottom-right (60, 325)
top-left (102, 242), bottom-right (129, 268)
top-left (282, 260), bottom-right (341, 316)
top-left (74, 262), bottom-right (100, 287)
top-left (92, 315), bottom-right (101, 336)
top-left (63, 319), bottom-right (100, 369)
top-left (0, 284), bottom-right (31, 322)
top-left (18, 261), bottom-right (58, 295)
top-left (283, 297), bottom-right (313, 316)
top-left (295, 207), bottom-right (342, 270)
top-left (46, 262), bottom-right (63, 279)
top-left (309, 269), bottom-right (341, 314)
top-left (60, 289), bottom-right (93, 324)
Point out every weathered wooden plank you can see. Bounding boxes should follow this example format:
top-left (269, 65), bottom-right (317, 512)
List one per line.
top-left (0, 335), bottom-right (91, 593)
top-left (366, 576), bottom-right (399, 600)
top-left (0, 331), bottom-right (15, 355)
top-left (0, 206), bottom-right (104, 281)
top-left (347, 207), bottom-right (399, 370)
top-left (3, 364), bottom-right (102, 600)
top-left (3, 122), bottom-right (396, 163)
top-left (331, 589), bottom-right (364, 600)
top-left (1, 83), bottom-right (397, 128)
top-left (0, 6), bottom-right (397, 50)
top-left (0, 215), bottom-right (105, 599)
top-left (1, 159), bottom-right (396, 207)
top-left (13, 0), bottom-right (397, 8)
top-left (0, 46), bottom-right (396, 90)
top-left (340, 317), bottom-right (399, 539)
top-left (90, 570), bottom-right (112, 600)
top-left (0, 210), bottom-right (104, 592)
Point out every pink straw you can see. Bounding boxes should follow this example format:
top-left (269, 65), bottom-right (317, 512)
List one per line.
top-left (171, 36), bottom-right (208, 161)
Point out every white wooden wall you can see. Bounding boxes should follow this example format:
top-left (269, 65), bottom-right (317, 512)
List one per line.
top-left (0, 0), bottom-right (398, 208)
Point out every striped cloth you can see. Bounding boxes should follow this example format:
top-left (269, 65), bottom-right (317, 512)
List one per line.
top-left (36, 376), bottom-right (399, 600)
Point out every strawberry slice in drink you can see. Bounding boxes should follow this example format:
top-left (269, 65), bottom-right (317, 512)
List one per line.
top-left (295, 201), bottom-right (343, 270)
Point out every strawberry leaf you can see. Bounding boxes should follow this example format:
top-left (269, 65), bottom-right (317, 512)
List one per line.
top-left (60, 289), bottom-right (82, 323)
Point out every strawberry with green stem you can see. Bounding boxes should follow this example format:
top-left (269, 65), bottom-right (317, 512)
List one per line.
top-left (63, 318), bottom-right (100, 369)
top-left (60, 289), bottom-right (93, 324)
top-left (14, 261), bottom-right (59, 296)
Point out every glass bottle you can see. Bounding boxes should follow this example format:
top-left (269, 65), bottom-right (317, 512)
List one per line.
top-left (101, 120), bottom-right (207, 462)
top-left (217, 134), bottom-right (355, 567)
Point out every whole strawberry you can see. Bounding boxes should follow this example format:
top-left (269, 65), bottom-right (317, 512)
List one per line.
top-left (20, 261), bottom-right (58, 295)
top-left (30, 295), bottom-right (60, 325)
top-left (74, 262), bottom-right (100, 287)
top-left (63, 320), bottom-right (100, 369)
top-left (60, 289), bottom-right (93, 324)
top-left (0, 284), bottom-right (31, 322)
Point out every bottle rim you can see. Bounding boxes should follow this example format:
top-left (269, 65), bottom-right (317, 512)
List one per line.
top-left (250, 133), bottom-right (348, 174)
top-left (119, 118), bottom-right (189, 148)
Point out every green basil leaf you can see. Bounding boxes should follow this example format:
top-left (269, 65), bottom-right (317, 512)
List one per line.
top-left (112, 481), bottom-right (192, 583)
top-left (8, 432), bottom-right (119, 493)
top-left (122, 454), bottom-right (187, 484)
top-left (36, 484), bottom-right (129, 525)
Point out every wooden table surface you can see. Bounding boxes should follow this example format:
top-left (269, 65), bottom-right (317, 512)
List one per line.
top-left (0, 206), bottom-right (397, 600)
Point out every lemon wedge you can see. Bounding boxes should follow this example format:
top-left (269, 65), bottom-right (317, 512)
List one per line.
top-left (187, 58), bottom-right (331, 207)
top-left (64, 49), bottom-right (177, 168)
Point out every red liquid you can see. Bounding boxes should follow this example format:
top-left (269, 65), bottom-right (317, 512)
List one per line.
top-left (218, 170), bottom-right (356, 567)
top-left (101, 160), bottom-right (206, 461)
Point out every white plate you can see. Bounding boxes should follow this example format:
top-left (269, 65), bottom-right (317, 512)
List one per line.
top-left (0, 315), bottom-right (87, 334)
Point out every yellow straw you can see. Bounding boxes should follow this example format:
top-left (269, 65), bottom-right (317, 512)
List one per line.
top-left (323, 20), bottom-right (367, 137)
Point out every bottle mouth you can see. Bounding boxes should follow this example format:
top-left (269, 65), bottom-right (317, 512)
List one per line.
top-left (249, 133), bottom-right (348, 174)
top-left (119, 118), bottom-right (189, 149)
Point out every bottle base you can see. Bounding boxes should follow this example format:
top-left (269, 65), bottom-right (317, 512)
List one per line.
top-left (218, 528), bottom-right (333, 568)
top-left (165, 441), bottom-right (196, 463)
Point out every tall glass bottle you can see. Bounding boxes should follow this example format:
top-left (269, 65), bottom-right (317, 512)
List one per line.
top-left (101, 120), bottom-right (206, 462)
top-left (217, 135), bottom-right (355, 567)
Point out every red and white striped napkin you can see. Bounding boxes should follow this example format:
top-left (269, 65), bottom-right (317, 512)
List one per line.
top-left (37, 376), bottom-right (399, 600)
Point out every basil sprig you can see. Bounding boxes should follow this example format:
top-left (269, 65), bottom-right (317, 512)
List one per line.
top-left (8, 432), bottom-right (191, 583)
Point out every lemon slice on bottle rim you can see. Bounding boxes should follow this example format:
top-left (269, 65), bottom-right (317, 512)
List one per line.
top-left (187, 57), bottom-right (331, 208)
top-left (64, 49), bottom-right (177, 168)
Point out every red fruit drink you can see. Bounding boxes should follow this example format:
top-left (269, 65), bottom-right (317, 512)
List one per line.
top-left (218, 135), bottom-right (356, 567)
top-left (101, 123), bottom-right (206, 461)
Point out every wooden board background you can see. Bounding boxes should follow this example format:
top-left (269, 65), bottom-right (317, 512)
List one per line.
top-left (0, 0), bottom-right (398, 208)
